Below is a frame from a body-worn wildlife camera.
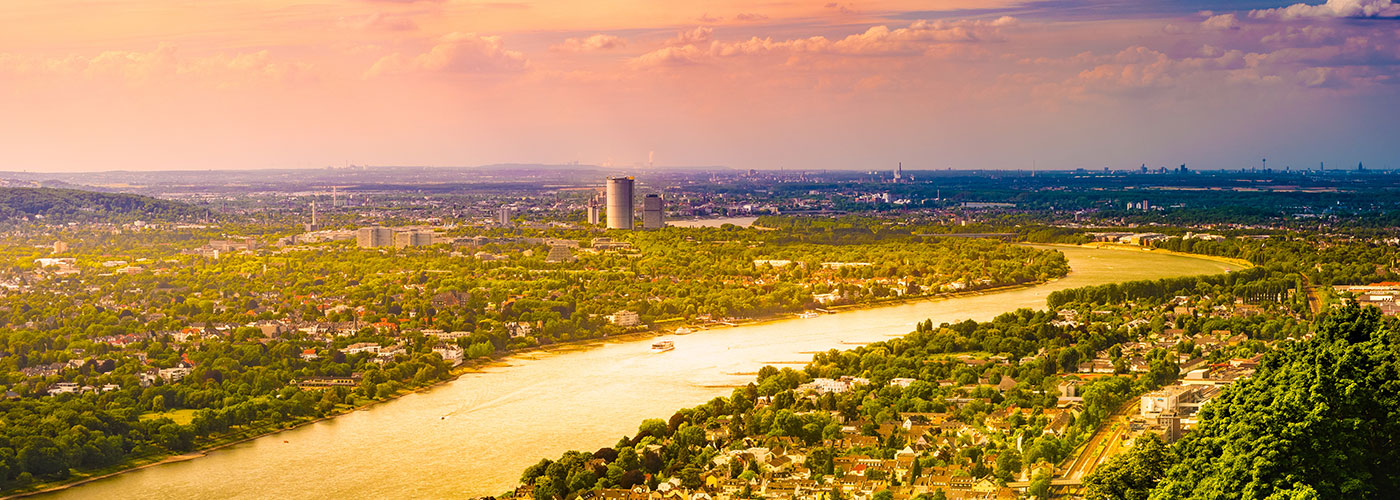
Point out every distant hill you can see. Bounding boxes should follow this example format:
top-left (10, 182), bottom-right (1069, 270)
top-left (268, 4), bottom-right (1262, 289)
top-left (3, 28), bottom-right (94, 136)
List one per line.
top-left (0, 187), bottom-right (197, 222)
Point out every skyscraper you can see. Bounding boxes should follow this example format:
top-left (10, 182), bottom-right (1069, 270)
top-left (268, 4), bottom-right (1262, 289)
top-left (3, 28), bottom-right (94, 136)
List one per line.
top-left (642, 194), bottom-right (664, 230)
top-left (606, 177), bottom-right (634, 230)
top-left (498, 207), bottom-right (515, 226)
top-left (586, 197), bottom-right (601, 225)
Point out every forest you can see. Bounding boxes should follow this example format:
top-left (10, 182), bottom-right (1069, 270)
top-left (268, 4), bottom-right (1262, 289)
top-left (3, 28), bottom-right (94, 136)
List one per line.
top-left (0, 188), bottom-right (198, 223)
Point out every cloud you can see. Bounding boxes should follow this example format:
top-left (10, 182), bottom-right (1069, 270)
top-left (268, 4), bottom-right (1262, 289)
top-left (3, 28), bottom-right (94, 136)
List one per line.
top-left (634, 18), bottom-right (1018, 68)
top-left (339, 13), bottom-right (419, 31)
top-left (1260, 25), bottom-right (1339, 45)
top-left (551, 34), bottom-right (627, 52)
top-left (670, 27), bottom-right (715, 46)
top-left (367, 32), bottom-right (527, 77)
top-left (825, 3), bottom-right (857, 15)
top-left (735, 13), bottom-right (769, 22)
top-left (0, 45), bottom-right (311, 85)
top-left (1250, 0), bottom-right (1400, 19)
top-left (1201, 13), bottom-right (1241, 30)
top-left (697, 13), bottom-right (722, 23)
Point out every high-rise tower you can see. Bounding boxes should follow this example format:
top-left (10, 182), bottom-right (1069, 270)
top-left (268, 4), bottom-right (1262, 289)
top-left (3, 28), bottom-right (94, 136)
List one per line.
top-left (642, 194), bottom-right (664, 230)
top-left (586, 196), bottom-right (601, 225)
top-left (605, 177), bottom-right (635, 230)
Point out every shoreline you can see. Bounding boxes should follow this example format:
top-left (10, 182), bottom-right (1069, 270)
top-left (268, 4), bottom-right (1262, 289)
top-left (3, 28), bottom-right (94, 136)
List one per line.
top-left (1035, 242), bottom-right (1255, 269)
top-left (2, 279), bottom-right (1058, 499)
top-left (5, 243), bottom-right (1237, 498)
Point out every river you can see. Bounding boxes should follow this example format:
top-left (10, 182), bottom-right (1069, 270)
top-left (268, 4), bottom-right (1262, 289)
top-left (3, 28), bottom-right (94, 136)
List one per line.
top-left (42, 246), bottom-right (1233, 499)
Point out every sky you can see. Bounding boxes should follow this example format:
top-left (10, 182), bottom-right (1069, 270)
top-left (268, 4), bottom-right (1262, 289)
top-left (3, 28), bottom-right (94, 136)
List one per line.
top-left (0, 0), bottom-right (1397, 172)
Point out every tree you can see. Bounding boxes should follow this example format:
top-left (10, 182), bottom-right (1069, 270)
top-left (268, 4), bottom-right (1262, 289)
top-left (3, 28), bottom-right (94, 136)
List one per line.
top-left (994, 449), bottom-right (1022, 483)
top-left (1028, 470), bottom-right (1052, 500)
top-left (638, 418), bottom-right (669, 438)
top-left (17, 438), bottom-right (68, 478)
top-left (1150, 304), bottom-right (1400, 499)
top-left (1083, 434), bottom-right (1171, 500)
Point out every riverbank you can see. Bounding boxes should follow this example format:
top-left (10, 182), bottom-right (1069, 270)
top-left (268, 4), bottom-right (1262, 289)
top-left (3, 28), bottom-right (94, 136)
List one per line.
top-left (1043, 242), bottom-right (1255, 269)
top-left (28, 244), bottom-right (1241, 499)
top-left (11, 244), bottom-right (1242, 499)
top-left (4, 278), bottom-right (1067, 499)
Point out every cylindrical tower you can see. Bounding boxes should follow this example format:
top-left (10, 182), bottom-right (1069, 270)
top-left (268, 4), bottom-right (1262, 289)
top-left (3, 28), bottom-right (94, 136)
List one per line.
top-left (605, 177), bottom-right (634, 230)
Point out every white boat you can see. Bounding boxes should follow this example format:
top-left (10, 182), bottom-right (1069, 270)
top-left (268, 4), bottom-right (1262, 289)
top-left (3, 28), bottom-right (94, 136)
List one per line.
top-left (798, 311), bottom-right (820, 319)
top-left (674, 327), bottom-right (694, 335)
top-left (651, 341), bottom-right (675, 353)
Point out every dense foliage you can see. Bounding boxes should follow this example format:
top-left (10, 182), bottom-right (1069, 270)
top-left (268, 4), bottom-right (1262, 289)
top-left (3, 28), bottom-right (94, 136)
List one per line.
top-left (1084, 304), bottom-right (1400, 499)
top-left (0, 188), bottom-right (197, 223)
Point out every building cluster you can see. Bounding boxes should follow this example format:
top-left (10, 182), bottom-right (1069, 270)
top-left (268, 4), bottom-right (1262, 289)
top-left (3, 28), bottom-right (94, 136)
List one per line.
top-left (1336, 282), bottom-right (1400, 316)
top-left (356, 226), bottom-right (436, 249)
top-left (1134, 357), bottom-right (1256, 441)
top-left (605, 176), bottom-right (667, 230)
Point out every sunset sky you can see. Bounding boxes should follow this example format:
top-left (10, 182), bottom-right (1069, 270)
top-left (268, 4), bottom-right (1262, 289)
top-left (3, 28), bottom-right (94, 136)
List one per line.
top-left (1, 0), bottom-right (1397, 172)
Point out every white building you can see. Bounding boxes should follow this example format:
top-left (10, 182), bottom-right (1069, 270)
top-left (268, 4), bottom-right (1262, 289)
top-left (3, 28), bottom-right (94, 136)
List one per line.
top-left (608, 310), bottom-right (640, 327)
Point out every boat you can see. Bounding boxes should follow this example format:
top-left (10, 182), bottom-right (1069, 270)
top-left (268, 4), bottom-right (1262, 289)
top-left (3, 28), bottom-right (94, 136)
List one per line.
top-left (798, 311), bottom-right (820, 319)
top-left (674, 327), bottom-right (694, 335)
top-left (651, 340), bottom-right (675, 353)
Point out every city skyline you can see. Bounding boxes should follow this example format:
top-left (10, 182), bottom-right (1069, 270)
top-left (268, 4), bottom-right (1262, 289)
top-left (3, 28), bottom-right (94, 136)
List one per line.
top-left (2, 0), bottom-right (1398, 172)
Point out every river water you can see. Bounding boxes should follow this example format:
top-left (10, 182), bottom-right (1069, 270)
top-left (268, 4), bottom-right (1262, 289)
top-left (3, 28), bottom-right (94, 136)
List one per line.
top-left (44, 246), bottom-right (1233, 499)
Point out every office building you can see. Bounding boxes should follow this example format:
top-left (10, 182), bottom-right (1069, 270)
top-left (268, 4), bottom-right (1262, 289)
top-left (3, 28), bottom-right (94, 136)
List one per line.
top-left (498, 207), bottom-right (515, 226)
top-left (393, 230), bottom-right (434, 248)
top-left (356, 227), bottom-right (394, 248)
top-left (642, 194), bottom-right (664, 229)
top-left (606, 177), bottom-right (634, 230)
top-left (586, 198), bottom-right (601, 225)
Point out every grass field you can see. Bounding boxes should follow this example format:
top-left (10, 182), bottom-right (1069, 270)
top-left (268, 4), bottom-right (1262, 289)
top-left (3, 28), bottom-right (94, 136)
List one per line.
top-left (139, 409), bottom-right (199, 425)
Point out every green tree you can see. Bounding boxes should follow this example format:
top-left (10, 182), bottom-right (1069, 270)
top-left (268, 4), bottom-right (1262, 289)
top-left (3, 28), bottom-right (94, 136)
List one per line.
top-left (1083, 434), bottom-right (1171, 500)
top-left (1150, 304), bottom-right (1400, 499)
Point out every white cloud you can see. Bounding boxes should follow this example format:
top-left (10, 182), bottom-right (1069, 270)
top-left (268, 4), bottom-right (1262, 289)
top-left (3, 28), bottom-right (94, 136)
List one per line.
top-left (1201, 13), bottom-right (1241, 30)
top-left (1250, 0), bottom-right (1400, 19)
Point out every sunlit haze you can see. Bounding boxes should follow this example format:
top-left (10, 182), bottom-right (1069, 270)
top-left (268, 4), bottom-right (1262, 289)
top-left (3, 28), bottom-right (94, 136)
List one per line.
top-left (2, 0), bottom-right (1399, 171)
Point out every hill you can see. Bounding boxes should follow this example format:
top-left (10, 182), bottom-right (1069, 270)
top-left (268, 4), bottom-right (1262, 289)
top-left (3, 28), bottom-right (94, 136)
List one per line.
top-left (0, 187), bottom-right (197, 222)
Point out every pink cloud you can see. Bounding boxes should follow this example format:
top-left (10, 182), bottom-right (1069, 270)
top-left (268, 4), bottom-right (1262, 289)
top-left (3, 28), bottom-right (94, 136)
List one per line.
top-left (551, 34), bottom-right (627, 52)
top-left (339, 12), bottom-right (419, 31)
top-left (367, 32), bottom-right (528, 77)
top-left (634, 17), bottom-right (1018, 68)
top-left (0, 45), bottom-right (311, 86)
top-left (670, 26), bottom-right (715, 46)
